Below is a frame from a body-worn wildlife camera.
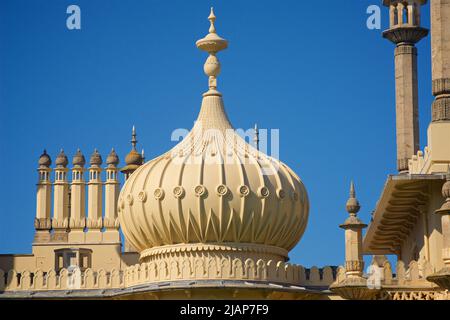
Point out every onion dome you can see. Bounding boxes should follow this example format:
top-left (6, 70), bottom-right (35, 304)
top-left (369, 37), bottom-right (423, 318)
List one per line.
top-left (106, 148), bottom-right (120, 167)
top-left (125, 150), bottom-right (142, 166)
top-left (90, 149), bottom-right (103, 167)
top-left (72, 148), bottom-right (86, 167)
top-left (121, 126), bottom-right (144, 176)
top-left (55, 149), bottom-right (68, 168)
top-left (118, 8), bottom-right (309, 263)
top-left (38, 149), bottom-right (52, 168)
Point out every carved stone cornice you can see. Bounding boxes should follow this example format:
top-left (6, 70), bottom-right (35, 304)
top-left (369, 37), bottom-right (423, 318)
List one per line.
top-left (140, 243), bottom-right (289, 262)
top-left (383, 26), bottom-right (429, 45)
top-left (427, 267), bottom-right (450, 290)
top-left (329, 277), bottom-right (379, 300)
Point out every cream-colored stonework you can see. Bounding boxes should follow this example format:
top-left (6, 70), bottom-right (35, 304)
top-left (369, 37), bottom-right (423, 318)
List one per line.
top-left (1, 2), bottom-right (450, 300)
top-left (331, 0), bottom-right (450, 300)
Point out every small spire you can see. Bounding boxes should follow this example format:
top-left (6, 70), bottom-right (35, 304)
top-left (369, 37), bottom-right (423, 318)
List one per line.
top-left (131, 126), bottom-right (137, 150)
top-left (253, 123), bottom-right (260, 151)
top-left (350, 180), bottom-right (356, 198)
top-left (141, 149), bottom-right (145, 163)
top-left (208, 7), bottom-right (216, 34)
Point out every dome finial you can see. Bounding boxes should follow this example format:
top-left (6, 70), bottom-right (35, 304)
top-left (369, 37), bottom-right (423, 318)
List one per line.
top-left (131, 126), bottom-right (137, 151)
top-left (346, 180), bottom-right (361, 216)
top-left (196, 8), bottom-right (228, 95)
top-left (254, 123), bottom-right (260, 151)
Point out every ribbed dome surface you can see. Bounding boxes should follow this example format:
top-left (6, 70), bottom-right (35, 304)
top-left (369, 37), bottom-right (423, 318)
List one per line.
top-left (118, 93), bottom-right (309, 254)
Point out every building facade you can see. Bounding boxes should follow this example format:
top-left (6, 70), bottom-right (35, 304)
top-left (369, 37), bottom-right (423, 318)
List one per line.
top-left (0, 1), bottom-right (449, 300)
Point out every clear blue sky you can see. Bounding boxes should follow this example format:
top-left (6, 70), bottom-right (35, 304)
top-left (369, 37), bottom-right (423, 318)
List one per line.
top-left (0, 0), bottom-right (433, 268)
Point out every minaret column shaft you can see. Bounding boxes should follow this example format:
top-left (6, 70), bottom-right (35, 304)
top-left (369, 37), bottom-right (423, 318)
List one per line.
top-left (104, 168), bottom-right (120, 242)
top-left (52, 168), bottom-right (69, 241)
top-left (383, 0), bottom-right (428, 173)
top-left (34, 168), bottom-right (52, 243)
top-left (394, 44), bottom-right (420, 172)
top-left (86, 167), bottom-right (103, 242)
top-left (431, 0), bottom-right (450, 121)
top-left (442, 214), bottom-right (450, 266)
top-left (344, 228), bottom-right (365, 277)
top-left (69, 169), bottom-right (86, 242)
top-left (36, 170), bottom-right (52, 222)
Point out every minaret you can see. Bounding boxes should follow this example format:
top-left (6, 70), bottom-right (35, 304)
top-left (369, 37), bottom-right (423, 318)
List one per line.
top-left (330, 182), bottom-right (376, 300)
top-left (86, 149), bottom-right (103, 242)
top-left (382, 0), bottom-right (428, 173)
top-left (69, 149), bottom-right (86, 243)
top-left (34, 150), bottom-right (52, 243)
top-left (120, 126), bottom-right (144, 180)
top-left (430, 0), bottom-right (450, 122)
top-left (104, 148), bottom-right (120, 242)
top-left (341, 181), bottom-right (367, 278)
top-left (52, 149), bottom-right (70, 241)
top-left (121, 127), bottom-right (144, 252)
top-left (428, 166), bottom-right (450, 289)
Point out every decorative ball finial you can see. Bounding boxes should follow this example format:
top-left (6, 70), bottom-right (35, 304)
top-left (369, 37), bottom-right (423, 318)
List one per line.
top-left (196, 7), bottom-right (228, 94)
top-left (346, 180), bottom-right (361, 216)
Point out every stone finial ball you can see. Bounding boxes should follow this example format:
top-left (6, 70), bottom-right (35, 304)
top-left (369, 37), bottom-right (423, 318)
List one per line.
top-left (204, 55), bottom-right (221, 77)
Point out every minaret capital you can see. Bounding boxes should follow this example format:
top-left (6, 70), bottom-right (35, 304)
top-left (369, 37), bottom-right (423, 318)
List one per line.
top-left (383, 26), bottom-right (428, 45)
